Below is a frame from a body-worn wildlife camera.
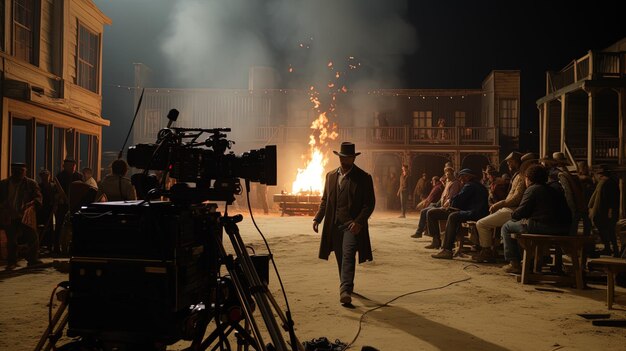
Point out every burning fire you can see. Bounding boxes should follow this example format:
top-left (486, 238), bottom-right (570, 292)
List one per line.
top-left (291, 112), bottom-right (338, 194)
top-left (289, 55), bottom-right (357, 194)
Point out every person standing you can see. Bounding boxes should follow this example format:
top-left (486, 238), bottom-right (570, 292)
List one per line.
top-left (397, 164), bottom-right (409, 218)
top-left (37, 169), bottom-right (60, 252)
top-left (0, 163), bottom-right (43, 270)
top-left (54, 159), bottom-right (83, 254)
top-left (589, 167), bottom-right (620, 256)
top-left (313, 142), bottom-right (375, 305)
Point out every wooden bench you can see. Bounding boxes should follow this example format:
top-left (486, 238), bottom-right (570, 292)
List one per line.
top-left (588, 258), bottom-right (626, 309)
top-left (514, 234), bottom-right (593, 290)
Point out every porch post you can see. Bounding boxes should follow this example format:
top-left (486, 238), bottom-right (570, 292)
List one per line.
top-left (560, 94), bottom-right (567, 152)
top-left (586, 89), bottom-right (595, 167)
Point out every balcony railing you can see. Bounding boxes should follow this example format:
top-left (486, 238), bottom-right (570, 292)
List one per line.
top-left (547, 51), bottom-right (626, 94)
top-left (594, 137), bottom-right (619, 160)
top-left (234, 126), bottom-right (497, 147)
top-left (565, 138), bottom-right (619, 162)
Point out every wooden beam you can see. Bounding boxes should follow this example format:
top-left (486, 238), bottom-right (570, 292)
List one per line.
top-left (587, 89), bottom-right (595, 167)
top-left (560, 95), bottom-right (567, 152)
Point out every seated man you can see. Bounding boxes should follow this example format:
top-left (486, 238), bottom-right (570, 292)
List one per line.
top-left (473, 151), bottom-right (525, 262)
top-left (429, 169), bottom-right (489, 259)
top-left (413, 166), bottom-right (461, 239)
top-left (411, 175), bottom-right (443, 238)
top-left (500, 164), bottom-right (571, 273)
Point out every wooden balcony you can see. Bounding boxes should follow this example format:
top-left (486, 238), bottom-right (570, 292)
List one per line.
top-left (569, 137), bottom-right (619, 163)
top-left (231, 126), bottom-right (498, 148)
top-left (547, 51), bottom-right (626, 94)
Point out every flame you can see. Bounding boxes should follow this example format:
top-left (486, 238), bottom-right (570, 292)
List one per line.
top-left (291, 112), bottom-right (338, 194)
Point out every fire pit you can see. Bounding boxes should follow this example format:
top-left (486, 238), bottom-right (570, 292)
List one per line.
top-left (273, 192), bottom-right (321, 216)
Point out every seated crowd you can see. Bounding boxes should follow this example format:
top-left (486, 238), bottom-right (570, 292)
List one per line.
top-left (410, 151), bottom-right (622, 275)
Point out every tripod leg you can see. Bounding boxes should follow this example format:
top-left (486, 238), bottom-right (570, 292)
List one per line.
top-left (222, 221), bottom-right (289, 351)
top-left (35, 295), bottom-right (68, 351)
top-left (213, 237), bottom-right (266, 350)
top-left (264, 294), bottom-right (304, 351)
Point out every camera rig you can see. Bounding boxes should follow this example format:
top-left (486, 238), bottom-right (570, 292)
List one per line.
top-left (127, 126), bottom-right (277, 204)
top-left (36, 112), bottom-right (301, 351)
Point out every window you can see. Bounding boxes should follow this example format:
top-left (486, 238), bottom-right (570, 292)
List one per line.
top-left (11, 117), bottom-right (33, 175)
top-left (500, 99), bottom-right (519, 137)
top-left (1, 0), bottom-right (5, 51)
top-left (77, 23), bottom-right (99, 92)
top-left (53, 127), bottom-right (65, 175)
top-left (78, 133), bottom-right (98, 171)
top-left (35, 123), bottom-right (49, 174)
top-left (454, 111), bottom-right (466, 127)
top-left (412, 110), bottom-right (432, 139)
top-left (13, 0), bottom-right (35, 63)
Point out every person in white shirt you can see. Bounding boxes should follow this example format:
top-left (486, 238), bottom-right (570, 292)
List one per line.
top-left (82, 167), bottom-right (98, 189)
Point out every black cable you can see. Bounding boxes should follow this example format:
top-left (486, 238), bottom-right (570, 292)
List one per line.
top-left (342, 264), bottom-right (479, 350)
top-left (243, 181), bottom-right (299, 350)
top-left (118, 88), bottom-right (145, 160)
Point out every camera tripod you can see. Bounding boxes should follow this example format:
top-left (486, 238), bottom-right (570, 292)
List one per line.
top-left (187, 214), bottom-right (302, 351)
top-left (35, 211), bottom-right (302, 351)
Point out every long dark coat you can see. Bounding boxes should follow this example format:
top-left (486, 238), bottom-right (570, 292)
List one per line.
top-left (314, 165), bottom-right (375, 263)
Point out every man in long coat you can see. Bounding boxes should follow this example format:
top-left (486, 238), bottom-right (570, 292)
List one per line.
top-left (313, 142), bottom-right (375, 305)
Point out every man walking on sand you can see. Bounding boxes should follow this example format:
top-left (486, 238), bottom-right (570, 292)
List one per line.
top-left (313, 142), bottom-right (375, 306)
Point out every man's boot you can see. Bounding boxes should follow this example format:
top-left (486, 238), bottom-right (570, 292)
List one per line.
top-left (472, 247), bottom-right (496, 263)
top-left (503, 260), bottom-right (521, 274)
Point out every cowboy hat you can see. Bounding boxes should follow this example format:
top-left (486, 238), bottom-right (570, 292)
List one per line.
top-left (552, 152), bottom-right (569, 165)
top-left (333, 142), bottom-right (361, 157)
top-left (504, 151), bottom-right (522, 163)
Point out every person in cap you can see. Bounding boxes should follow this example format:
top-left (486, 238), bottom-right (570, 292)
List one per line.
top-left (429, 168), bottom-right (489, 259)
top-left (0, 163), bottom-right (43, 270)
top-left (313, 142), bottom-right (375, 306)
top-left (472, 151), bottom-right (526, 262)
top-left (53, 159), bottom-right (83, 254)
top-left (589, 166), bottom-right (620, 256)
top-left (500, 164), bottom-right (571, 273)
top-left (519, 152), bottom-right (538, 176)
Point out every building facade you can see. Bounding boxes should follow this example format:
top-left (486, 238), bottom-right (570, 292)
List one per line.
top-left (131, 65), bottom-right (519, 194)
top-left (0, 0), bottom-right (110, 179)
top-left (537, 37), bottom-right (626, 213)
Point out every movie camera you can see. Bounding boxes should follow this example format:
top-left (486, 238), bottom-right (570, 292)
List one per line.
top-left (37, 110), bottom-right (300, 351)
top-left (127, 123), bottom-right (277, 203)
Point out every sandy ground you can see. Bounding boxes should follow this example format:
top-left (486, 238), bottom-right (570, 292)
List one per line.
top-left (2, 209), bottom-right (626, 351)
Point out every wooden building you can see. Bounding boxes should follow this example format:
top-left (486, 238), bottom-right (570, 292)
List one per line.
top-left (0, 0), bottom-right (110, 180)
top-left (536, 37), bottom-right (626, 211)
top-left (131, 65), bottom-right (519, 193)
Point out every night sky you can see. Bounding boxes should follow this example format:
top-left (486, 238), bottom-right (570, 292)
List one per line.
top-left (95, 0), bottom-right (625, 153)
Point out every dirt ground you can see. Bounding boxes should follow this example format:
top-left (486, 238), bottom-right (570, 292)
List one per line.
top-left (1, 209), bottom-right (626, 351)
